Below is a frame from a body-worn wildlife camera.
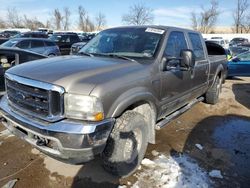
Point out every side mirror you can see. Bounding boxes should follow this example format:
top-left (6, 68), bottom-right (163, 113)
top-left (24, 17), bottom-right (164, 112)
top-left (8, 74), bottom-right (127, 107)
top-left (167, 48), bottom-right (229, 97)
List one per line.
top-left (180, 49), bottom-right (195, 70)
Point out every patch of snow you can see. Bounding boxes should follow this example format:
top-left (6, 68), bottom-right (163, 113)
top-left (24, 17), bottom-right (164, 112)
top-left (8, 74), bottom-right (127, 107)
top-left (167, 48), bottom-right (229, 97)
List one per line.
top-left (209, 170), bottom-right (223, 179)
top-left (118, 185), bottom-right (127, 188)
top-left (132, 154), bottom-right (211, 188)
top-left (151, 150), bottom-right (160, 157)
top-left (2, 179), bottom-right (18, 188)
top-left (141, 158), bottom-right (155, 167)
top-left (0, 141), bottom-right (3, 146)
top-left (195, 144), bottom-right (204, 150)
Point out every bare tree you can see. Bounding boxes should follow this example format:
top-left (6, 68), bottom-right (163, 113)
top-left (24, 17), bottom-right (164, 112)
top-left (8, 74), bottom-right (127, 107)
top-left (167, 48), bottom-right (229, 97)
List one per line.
top-left (23, 15), bottom-right (45, 30)
top-left (7, 7), bottom-right (24, 28)
top-left (52, 8), bottom-right (63, 30)
top-left (62, 7), bottom-right (71, 31)
top-left (0, 17), bottom-right (6, 28)
top-left (190, 0), bottom-right (220, 33)
top-left (77, 6), bottom-right (95, 32)
top-left (95, 12), bottom-right (106, 30)
top-left (242, 14), bottom-right (250, 32)
top-left (233, 0), bottom-right (249, 33)
top-left (78, 6), bottom-right (87, 30)
top-left (122, 3), bottom-right (154, 25)
top-left (191, 12), bottom-right (198, 31)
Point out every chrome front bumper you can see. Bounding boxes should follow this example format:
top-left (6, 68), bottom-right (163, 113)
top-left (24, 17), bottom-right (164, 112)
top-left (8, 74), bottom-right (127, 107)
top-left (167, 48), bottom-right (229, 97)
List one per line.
top-left (0, 95), bottom-right (114, 163)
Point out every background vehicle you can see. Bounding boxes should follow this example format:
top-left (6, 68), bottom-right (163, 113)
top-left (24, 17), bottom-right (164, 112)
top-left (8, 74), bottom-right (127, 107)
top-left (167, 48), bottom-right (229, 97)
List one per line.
top-left (1, 38), bottom-right (61, 56)
top-left (12, 31), bottom-right (48, 39)
top-left (206, 38), bottom-right (229, 49)
top-left (0, 48), bottom-right (47, 94)
top-left (71, 33), bottom-right (96, 55)
top-left (49, 32), bottom-right (80, 55)
top-left (229, 45), bottom-right (250, 57)
top-left (0, 30), bottom-right (21, 38)
top-left (229, 37), bottom-right (249, 47)
top-left (0, 26), bottom-right (227, 177)
top-left (0, 30), bottom-right (21, 45)
top-left (228, 51), bottom-right (250, 77)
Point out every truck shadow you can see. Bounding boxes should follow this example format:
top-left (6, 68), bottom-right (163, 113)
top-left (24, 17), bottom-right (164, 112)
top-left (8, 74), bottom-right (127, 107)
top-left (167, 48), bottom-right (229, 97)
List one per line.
top-left (182, 114), bottom-right (250, 187)
top-left (232, 83), bottom-right (250, 109)
top-left (71, 131), bottom-right (138, 188)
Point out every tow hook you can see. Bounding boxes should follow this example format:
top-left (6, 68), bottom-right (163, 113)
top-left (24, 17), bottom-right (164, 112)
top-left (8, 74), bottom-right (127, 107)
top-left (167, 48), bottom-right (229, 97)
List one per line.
top-left (36, 136), bottom-right (48, 146)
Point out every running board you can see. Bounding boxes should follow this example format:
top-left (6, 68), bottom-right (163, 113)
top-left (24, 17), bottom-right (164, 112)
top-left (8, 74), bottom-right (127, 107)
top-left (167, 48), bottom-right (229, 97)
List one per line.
top-left (156, 97), bottom-right (204, 130)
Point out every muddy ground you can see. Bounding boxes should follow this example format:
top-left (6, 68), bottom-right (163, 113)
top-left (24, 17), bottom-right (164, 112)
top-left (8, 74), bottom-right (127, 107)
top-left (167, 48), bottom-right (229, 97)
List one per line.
top-left (0, 77), bottom-right (250, 188)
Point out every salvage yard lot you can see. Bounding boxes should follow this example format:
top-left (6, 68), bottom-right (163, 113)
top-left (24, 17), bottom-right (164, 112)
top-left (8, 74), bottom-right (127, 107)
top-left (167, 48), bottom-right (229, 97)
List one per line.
top-left (0, 77), bottom-right (250, 188)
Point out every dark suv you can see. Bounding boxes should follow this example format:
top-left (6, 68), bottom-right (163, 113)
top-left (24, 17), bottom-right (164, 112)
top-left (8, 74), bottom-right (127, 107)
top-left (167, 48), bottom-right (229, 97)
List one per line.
top-left (49, 32), bottom-right (81, 55)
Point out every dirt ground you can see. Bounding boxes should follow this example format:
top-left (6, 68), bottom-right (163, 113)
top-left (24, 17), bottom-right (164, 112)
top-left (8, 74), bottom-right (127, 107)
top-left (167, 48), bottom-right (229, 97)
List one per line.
top-left (0, 77), bottom-right (250, 188)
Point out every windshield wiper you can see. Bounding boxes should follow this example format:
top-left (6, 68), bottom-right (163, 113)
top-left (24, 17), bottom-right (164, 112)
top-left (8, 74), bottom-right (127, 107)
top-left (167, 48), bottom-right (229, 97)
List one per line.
top-left (106, 53), bottom-right (137, 62)
top-left (78, 51), bottom-right (94, 57)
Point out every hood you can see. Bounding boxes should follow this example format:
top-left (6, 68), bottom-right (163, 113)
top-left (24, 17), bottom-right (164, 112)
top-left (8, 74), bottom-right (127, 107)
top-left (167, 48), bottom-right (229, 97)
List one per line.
top-left (7, 55), bottom-right (143, 95)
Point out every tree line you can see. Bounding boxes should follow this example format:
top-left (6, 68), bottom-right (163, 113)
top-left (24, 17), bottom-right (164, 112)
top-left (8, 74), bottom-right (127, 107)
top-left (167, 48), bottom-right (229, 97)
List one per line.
top-left (191, 0), bottom-right (250, 33)
top-left (0, 1), bottom-right (250, 33)
top-left (0, 6), bottom-right (107, 32)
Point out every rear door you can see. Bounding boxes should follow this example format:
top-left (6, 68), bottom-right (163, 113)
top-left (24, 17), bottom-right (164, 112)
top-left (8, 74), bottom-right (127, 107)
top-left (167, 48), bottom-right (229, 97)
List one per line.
top-left (187, 32), bottom-right (209, 96)
top-left (30, 40), bottom-right (46, 55)
top-left (59, 35), bottom-right (71, 55)
top-left (160, 30), bottom-right (195, 116)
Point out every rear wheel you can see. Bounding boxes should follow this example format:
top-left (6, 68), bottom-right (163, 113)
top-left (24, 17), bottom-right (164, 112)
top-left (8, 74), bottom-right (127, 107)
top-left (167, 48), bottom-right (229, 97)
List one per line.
top-left (205, 76), bottom-right (222, 104)
top-left (102, 111), bottom-right (149, 177)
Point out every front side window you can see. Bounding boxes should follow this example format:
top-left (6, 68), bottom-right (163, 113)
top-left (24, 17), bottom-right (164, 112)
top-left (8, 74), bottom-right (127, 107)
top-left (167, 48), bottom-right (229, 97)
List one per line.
top-left (80, 27), bottom-right (164, 59)
top-left (188, 33), bottom-right (205, 60)
top-left (164, 31), bottom-right (187, 58)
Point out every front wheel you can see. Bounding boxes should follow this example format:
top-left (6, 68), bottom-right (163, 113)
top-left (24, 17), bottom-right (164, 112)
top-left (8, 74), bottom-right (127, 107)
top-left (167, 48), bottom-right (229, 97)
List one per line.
top-left (102, 111), bottom-right (149, 177)
top-left (205, 76), bottom-right (222, 104)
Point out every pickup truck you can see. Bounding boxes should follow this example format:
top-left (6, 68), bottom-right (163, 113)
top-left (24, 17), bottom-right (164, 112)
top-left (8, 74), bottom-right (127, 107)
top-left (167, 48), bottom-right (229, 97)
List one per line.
top-left (0, 26), bottom-right (227, 176)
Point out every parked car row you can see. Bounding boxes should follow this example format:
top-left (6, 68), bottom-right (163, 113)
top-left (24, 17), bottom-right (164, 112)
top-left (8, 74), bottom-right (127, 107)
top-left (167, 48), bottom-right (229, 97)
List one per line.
top-left (1, 38), bottom-right (61, 56)
top-left (0, 30), bottom-right (97, 56)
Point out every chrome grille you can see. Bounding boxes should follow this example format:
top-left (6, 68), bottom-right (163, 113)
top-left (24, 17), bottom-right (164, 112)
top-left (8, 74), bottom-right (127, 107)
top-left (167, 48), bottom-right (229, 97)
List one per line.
top-left (5, 73), bottom-right (64, 122)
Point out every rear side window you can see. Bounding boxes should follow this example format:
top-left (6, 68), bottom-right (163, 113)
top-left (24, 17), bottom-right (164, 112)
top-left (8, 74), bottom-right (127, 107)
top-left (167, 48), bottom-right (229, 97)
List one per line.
top-left (165, 31), bottom-right (187, 58)
top-left (31, 40), bottom-right (44, 48)
top-left (16, 40), bottom-right (30, 49)
top-left (188, 33), bottom-right (205, 60)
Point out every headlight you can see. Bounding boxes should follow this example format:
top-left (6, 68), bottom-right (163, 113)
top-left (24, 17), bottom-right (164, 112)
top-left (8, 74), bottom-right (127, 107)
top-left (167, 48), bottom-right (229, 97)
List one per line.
top-left (64, 94), bottom-right (104, 121)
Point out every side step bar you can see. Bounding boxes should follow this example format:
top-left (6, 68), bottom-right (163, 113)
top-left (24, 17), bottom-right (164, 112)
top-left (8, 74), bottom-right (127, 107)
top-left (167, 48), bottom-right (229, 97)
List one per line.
top-left (156, 97), bottom-right (204, 130)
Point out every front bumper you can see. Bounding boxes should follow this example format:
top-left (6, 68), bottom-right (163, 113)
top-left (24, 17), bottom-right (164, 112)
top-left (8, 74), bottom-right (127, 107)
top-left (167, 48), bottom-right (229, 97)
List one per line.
top-left (0, 95), bottom-right (114, 163)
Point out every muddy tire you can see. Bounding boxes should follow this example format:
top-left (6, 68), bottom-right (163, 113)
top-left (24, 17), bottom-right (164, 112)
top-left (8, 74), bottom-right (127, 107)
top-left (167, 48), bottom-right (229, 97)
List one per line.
top-left (205, 76), bottom-right (222, 104)
top-left (102, 111), bottom-right (149, 177)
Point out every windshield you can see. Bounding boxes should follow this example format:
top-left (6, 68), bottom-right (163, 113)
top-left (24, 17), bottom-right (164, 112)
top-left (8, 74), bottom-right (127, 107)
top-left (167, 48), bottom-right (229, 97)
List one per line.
top-left (1, 40), bottom-right (18, 47)
top-left (80, 27), bottom-right (164, 58)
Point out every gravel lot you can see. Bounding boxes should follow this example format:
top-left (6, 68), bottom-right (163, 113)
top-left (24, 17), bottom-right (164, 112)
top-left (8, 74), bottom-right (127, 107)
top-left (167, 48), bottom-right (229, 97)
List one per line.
top-left (0, 77), bottom-right (250, 188)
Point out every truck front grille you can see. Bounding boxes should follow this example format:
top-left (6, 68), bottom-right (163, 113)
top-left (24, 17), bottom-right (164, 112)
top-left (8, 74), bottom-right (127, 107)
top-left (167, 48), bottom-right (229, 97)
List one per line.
top-left (5, 74), bottom-right (64, 122)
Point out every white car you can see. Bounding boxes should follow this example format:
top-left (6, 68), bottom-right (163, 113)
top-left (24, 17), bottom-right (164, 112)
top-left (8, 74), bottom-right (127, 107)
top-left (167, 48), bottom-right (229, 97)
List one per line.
top-left (207, 38), bottom-right (229, 49)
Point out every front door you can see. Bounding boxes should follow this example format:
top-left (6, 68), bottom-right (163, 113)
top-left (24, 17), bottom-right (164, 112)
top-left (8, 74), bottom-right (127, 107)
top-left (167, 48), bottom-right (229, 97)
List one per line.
top-left (160, 30), bottom-right (194, 116)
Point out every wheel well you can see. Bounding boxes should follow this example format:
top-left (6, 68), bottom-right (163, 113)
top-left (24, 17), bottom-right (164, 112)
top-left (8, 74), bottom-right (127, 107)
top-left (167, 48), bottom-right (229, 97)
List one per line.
top-left (123, 101), bottom-right (156, 144)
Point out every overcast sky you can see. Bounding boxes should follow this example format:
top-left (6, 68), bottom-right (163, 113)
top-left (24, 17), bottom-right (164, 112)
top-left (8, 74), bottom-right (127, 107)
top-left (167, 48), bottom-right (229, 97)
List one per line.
top-left (0, 0), bottom-right (237, 28)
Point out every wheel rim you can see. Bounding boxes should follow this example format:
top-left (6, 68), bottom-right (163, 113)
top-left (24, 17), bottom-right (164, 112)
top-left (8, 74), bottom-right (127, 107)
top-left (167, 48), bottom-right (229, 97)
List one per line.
top-left (123, 128), bottom-right (143, 163)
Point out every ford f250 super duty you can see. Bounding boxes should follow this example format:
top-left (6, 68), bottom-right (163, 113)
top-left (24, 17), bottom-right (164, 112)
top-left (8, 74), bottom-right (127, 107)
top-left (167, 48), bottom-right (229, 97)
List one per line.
top-left (0, 26), bottom-right (227, 176)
